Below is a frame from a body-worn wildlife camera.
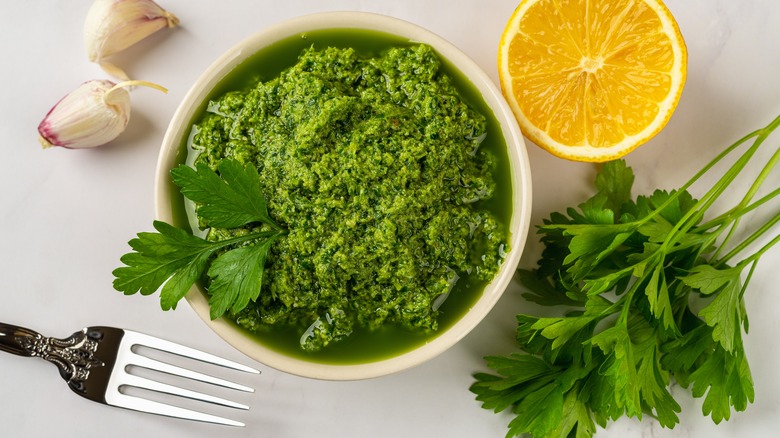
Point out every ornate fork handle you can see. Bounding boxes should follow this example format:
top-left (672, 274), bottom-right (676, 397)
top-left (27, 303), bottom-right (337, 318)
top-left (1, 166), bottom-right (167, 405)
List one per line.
top-left (0, 322), bottom-right (39, 356)
top-left (0, 322), bottom-right (104, 387)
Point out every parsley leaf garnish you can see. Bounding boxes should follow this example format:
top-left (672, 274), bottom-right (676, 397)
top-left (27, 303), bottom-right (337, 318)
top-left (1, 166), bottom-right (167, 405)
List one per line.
top-left (171, 160), bottom-right (281, 230)
top-left (113, 159), bottom-right (284, 319)
top-left (206, 236), bottom-right (276, 319)
top-left (472, 115), bottom-right (780, 437)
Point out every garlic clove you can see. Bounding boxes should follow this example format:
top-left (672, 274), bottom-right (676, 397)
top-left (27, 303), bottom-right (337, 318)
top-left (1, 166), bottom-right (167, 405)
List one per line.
top-left (84, 0), bottom-right (179, 78)
top-left (38, 80), bottom-right (130, 149)
top-left (38, 80), bottom-right (167, 149)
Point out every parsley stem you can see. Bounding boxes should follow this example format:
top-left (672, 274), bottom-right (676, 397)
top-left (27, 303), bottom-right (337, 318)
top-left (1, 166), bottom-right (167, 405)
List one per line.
top-left (649, 115), bottom-right (780, 266)
top-left (711, 117), bottom-right (780, 260)
top-left (739, 260), bottom-right (759, 301)
top-left (695, 185), bottom-right (780, 231)
top-left (720, 215), bottom-right (780, 266)
top-left (704, 188), bottom-right (780, 266)
top-left (653, 114), bottom-right (780, 233)
top-left (630, 127), bottom-right (763, 231)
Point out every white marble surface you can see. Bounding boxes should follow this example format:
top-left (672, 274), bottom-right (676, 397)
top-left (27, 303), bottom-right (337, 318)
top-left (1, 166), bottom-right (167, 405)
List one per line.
top-left (2, 1), bottom-right (780, 437)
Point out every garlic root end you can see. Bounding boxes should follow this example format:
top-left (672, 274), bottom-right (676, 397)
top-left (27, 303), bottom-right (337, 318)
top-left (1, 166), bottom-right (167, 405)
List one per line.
top-left (165, 11), bottom-right (180, 28)
top-left (38, 134), bottom-right (54, 149)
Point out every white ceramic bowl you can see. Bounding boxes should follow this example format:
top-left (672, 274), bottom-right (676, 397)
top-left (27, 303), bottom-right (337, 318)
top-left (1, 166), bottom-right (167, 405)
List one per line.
top-left (156, 11), bottom-right (532, 380)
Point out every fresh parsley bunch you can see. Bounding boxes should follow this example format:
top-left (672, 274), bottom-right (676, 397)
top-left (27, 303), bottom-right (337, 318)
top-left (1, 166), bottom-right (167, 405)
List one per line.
top-left (113, 159), bottom-right (285, 319)
top-left (471, 115), bottom-right (780, 437)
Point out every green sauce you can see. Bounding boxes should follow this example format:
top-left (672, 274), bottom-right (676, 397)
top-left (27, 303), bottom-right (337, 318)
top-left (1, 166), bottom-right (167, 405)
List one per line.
top-left (175, 29), bottom-right (513, 364)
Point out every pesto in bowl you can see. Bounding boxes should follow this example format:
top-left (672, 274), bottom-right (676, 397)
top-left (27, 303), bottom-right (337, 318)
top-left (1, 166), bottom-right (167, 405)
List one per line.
top-left (157, 12), bottom-right (531, 380)
top-left (190, 42), bottom-right (508, 355)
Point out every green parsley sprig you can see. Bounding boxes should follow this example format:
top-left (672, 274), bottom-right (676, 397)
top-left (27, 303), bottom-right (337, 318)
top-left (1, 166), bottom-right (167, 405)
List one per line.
top-left (471, 114), bottom-right (780, 437)
top-left (113, 159), bottom-right (285, 320)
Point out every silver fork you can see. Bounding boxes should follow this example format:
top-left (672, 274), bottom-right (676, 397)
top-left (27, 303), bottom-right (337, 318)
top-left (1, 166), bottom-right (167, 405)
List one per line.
top-left (0, 322), bottom-right (259, 426)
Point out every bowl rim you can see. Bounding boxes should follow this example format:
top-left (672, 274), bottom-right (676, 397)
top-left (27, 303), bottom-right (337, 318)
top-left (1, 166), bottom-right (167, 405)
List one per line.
top-left (155, 11), bottom-right (532, 380)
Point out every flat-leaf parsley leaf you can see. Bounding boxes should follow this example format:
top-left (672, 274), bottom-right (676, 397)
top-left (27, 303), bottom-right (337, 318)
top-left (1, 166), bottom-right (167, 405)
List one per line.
top-left (113, 159), bottom-right (284, 319)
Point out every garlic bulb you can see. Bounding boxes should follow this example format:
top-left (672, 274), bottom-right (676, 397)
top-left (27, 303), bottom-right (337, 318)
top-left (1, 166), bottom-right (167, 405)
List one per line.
top-left (38, 80), bottom-right (167, 149)
top-left (84, 0), bottom-right (179, 79)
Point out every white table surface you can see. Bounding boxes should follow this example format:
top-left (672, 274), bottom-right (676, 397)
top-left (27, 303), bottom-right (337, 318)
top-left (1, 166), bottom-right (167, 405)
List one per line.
top-left (2, 1), bottom-right (780, 437)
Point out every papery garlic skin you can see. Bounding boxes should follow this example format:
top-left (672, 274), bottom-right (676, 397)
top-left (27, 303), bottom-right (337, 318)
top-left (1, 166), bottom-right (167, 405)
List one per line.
top-left (38, 80), bottom-right (130, 149)
top-left (84, 0), bottom-right (179, 74)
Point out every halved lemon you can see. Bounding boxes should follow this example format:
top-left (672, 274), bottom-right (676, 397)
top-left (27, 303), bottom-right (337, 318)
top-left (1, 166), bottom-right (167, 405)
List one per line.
top-left (499, 0), bottom-right (687, 162)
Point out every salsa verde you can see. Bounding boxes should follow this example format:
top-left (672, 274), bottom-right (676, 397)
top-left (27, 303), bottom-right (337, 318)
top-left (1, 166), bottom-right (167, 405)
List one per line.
top-left (183, 31), bottom-right (512, 363)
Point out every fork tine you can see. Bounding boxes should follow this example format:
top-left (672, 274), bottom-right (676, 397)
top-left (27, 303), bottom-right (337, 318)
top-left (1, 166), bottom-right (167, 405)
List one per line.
top-left (119, 374), bottom-right (249, 410)
top-left (129, 352), bottom-right (254, 392)
top-left (123, 330), bottom-right (260, 374)
top-left (107, 391), bottom-right (245, 427)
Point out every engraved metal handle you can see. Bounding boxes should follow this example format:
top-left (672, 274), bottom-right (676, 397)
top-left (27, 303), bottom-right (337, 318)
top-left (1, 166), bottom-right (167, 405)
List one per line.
top-left (0, 322), bottom-right (103, 385)
top-left (0, 322), bottom-right (40, 356)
